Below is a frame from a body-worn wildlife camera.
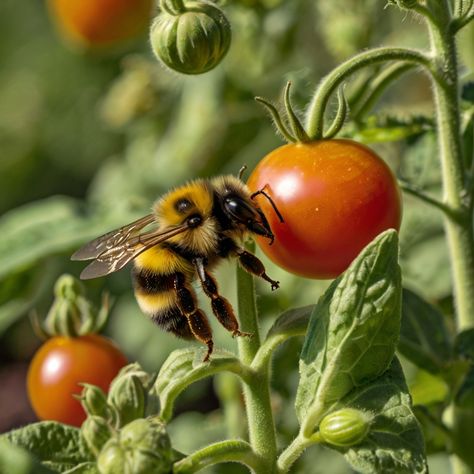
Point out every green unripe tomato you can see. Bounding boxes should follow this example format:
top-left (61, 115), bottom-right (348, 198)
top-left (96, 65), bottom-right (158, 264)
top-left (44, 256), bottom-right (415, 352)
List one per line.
top-left (81, 415), bottom-right (113, 456)
top-left (150, 1), bottom-right (231, 74)
top-left (97, 439), bottom-right (126, 474)
top-left (319, 408), bottom-right (371, 447)
top-left (80, 384), bottom-right (109, 418)
top-left (97, 418), bottom-right (172, 474)
top-left (108, 374), bottom-right (146, 426)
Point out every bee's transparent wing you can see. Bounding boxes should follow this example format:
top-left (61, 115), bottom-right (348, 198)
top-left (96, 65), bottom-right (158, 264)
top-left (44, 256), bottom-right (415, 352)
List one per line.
top-left (71, 214), bottom-right (156, 261)
top-left (75, 223), bottom-right (190, 280)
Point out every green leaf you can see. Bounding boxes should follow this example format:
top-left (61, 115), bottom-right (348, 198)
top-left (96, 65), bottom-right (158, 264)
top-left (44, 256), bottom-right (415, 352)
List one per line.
top-left (266, 305), bottom-right (313, 340)
top-left (0, 196), bottom-right (140, 280)
top-left (0, 440), bottom-right (55, 474)
top-left (408, 369), bottom-right (449, 406)
top-left (252, 305), bottom-right (313, 373)
top-left (1, 422), bottom-right (94, 472)
top-left (296, 230), bottom-right (402, 435)
top-left (154, 348), bottom-right (249, 422)
top-left (346, 114), bottom-right (433, 143)
top-left (332, 357), bottom-right (428, 474)
top-left (398, 288), bottom-right (452, 373)
top-left (400, 205), bottom-right (452, 299)
top-left (413, 405), bottom-right (450, 454)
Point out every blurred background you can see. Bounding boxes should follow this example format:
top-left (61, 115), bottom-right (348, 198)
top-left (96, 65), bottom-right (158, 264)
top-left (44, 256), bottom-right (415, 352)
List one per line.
top-left (0, 0), bottom-right (473, 472)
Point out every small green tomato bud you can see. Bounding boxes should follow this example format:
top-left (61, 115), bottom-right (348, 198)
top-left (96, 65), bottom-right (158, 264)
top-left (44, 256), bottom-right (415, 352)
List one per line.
top-left (97, 418), bottom-right (172, 474)
top-left (97, 439), bottom-right (125, 474)
top-left (120, 418), bottom-right (172, 473)
top-left (80, 384), bottom-right (109, 418)
top-left (319, 408), bottom-right (371, 447)
top-left (108, 374), bottom-right (146, 426)
top-left (150, 1), bottom-right (231, 75)
top-left (81, 416), bottom-right (114, 456)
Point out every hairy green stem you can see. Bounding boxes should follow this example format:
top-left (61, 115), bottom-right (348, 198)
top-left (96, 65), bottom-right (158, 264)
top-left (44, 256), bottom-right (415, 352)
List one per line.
top-left (237, 243), bottom-right (277, 473)
top-left (173, 440), bottom-right (265, 474)
top-left (424, 1), bottom-right (474, 472)
top-left (305, 47), bottom-right (431, 139)
top-left (398, 180), bottom-right (461, 220)
top-left (426, 0), bottom-right (474, 333)
top-left (277, 433), bottom-right (322, 473)
top-left (352, 62), bottom-right (416, 121)
top-left (159, 356), bottom-right (252, 422)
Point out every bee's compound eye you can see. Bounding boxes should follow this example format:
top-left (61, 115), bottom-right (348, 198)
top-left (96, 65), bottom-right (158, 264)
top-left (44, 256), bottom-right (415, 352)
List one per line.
top-left (224, 196), bottom-right (257, 222)
top-left (187, 214), bottom-right (202, 228)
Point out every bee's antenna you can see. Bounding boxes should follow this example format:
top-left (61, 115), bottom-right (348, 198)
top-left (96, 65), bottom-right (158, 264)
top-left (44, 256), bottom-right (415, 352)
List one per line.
top-left (238, 165), bottom-right (247, 180)
top-left (251, 187), bottom-right (284, 223)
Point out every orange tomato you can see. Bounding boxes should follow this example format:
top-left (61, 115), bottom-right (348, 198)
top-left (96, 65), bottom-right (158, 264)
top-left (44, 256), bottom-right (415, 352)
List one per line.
top-left (27, 334), bottom-right (127, 426)
top-left (247, 140), bottom-right (402, 279)
top-left (47, 0), bottom-right (153, 48)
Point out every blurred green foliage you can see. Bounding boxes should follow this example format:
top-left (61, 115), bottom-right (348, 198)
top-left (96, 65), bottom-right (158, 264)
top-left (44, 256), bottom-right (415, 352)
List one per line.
top-left (1, 0), bottom-right (473, 472)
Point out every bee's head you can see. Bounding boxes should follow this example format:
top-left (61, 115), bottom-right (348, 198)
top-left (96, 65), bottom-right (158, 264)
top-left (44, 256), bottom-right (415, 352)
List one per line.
top-left (222, 193), bottom-right (275, 242)
top-left (212, 176), bottom-right (277, 244)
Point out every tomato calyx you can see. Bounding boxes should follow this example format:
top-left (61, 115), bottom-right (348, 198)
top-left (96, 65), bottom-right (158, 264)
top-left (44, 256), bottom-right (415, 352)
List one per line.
top-left (31, 273), bottom-right (110, 339)
top-left (255, 81), bottom-right (348, 144)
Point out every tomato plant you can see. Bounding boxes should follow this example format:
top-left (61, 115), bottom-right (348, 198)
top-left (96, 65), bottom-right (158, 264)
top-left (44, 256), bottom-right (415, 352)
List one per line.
top-left (27, 334), bottom-right (127, 427)
top-left (247, 139), bottom-right (401, 279)
top-left (47, 0), bottom-right (153, 48)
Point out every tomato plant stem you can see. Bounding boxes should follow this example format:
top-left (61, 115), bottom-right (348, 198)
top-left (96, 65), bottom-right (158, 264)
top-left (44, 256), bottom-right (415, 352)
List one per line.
top-left (305, 47), bottom-right (431, 140)
top-left (426, 0), bottom-right (474, 334)
top-left (425, 1), bottom-right (474, 471)
top-left (277, 432), bottom-right (322, 473)
top-left (351, 62), bottom-right (416, 121)
top-left (236, 243), bottom-right (277, 474)
top-left (173, 440), bottom-right (265, 473)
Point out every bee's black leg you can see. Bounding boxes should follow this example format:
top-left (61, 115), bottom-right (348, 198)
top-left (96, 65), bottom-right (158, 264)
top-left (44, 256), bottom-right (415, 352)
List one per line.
top-left (235, 249), bottom-right (280, 291)
top-left (173, 272), bottom-right (213, 362)
top-left (193, 258), bottom-right (251, 338)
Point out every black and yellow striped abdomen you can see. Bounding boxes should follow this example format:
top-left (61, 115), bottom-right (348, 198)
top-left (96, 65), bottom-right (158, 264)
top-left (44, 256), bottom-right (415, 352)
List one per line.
top-left (133, 244), bottom-right (195, 339)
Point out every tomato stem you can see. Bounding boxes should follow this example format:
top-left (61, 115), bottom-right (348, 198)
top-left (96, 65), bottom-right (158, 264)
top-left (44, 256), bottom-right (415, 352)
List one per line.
top-left (350, 62), bottom-right (416, 121)
top-left (305, 47), bottom-right (431, 140)
top-left (277, 433), bottom-right (322, 473)
top-left (173, 440), bottom-right (266, 473)
top-left (236, 241), bottom-right (277, 474)
top-left (398, 180), bottom-right (463, 222)
top-left (422, 1), bottom-right (474, 471)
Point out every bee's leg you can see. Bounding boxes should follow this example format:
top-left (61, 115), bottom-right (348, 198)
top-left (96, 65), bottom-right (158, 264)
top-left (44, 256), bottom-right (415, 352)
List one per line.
top-left (193, 258), bottom-right (251, 338)
top-left (173, 272), bottom-right (213, 362)
top-left (235, 249), bottom-right (280, 291)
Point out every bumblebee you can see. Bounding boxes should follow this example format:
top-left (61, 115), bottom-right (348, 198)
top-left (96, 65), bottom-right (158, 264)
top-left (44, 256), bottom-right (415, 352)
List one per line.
top-left (72, 175), bottom-right (283, 361)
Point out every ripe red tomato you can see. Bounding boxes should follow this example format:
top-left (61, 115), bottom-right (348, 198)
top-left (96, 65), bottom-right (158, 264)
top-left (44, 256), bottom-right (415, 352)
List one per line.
top-left (247, 139), bottom-right (401, 279)
top-left (27, 334), bottom-right (127, 427)
top-left (47, 0), bottom-right (153, 48)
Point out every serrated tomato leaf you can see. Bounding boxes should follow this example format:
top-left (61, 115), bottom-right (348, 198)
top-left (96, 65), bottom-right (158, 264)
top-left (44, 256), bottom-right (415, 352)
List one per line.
top-left (296, 230), bottom-right (401, 435)
top-left (154, 348), bottom-right (246, 422)
top-left (0, 422), bottom-right (93, 472)
top-left (331, 358), bottom-right (428, 474)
